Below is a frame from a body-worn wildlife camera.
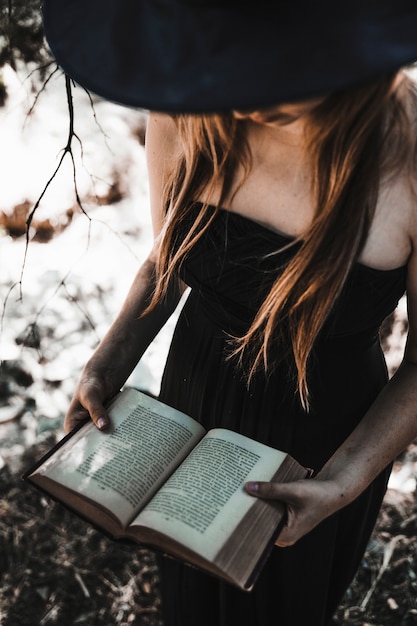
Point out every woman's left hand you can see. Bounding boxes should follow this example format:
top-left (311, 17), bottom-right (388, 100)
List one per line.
top-left (245, 478), bottom-right (346, 547)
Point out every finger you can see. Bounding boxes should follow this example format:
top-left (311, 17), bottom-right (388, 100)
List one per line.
top-left (66, 394), bottom-right (110, 432)
top-left (63, 404), bottom-right (89, 433)
top-left (81, 394), bottom-right (111, 431)
top-left (245, 480), bottom-right (301, 502)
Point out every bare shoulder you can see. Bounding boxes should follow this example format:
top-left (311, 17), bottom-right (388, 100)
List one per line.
top-left (399, 129), bottom-right (417, 362)
top-left (145, 113), bottom-right (182, 236)
top-left (145, 112), bottom-right (182, 165)
top-left (397, 85), bottom-right (417, 247)
top-left (364, 78), bottom-right (417, 269)
top-left (403, 181), bottom-right (417, 361)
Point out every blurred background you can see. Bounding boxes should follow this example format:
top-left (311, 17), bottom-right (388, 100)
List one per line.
top-left (0, 2), bottom-right (416, 625)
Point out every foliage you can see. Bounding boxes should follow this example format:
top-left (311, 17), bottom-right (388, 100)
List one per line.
top-left (0, 0), bottom-right (52, 103)
top-left (1, 436), bottom-right (417, 625)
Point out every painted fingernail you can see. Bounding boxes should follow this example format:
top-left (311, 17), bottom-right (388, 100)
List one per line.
top-left (246, 482), bottom-right (259, 493)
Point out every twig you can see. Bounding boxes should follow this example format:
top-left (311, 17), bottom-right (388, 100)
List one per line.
top-left (0, 281), bottom-right (20, 351)
top-left (0, 68), bottom-right (142, 356)
top-left (83, 86), bottom-right (112, 149)
top-left (20, 74), bottom-right (91, 299)
top-left (24, 65), bottom-right (61, 123)
top-left (360, 534), bottom-right (406, 609)
top-left (74, 570), bottom-right (91, 598)
top-left (24, 60), bottom-right (56, 83)
top-left (62, 282), bottom-right (98, 333)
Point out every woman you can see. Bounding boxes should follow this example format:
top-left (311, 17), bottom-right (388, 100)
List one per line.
top-left (43, 1), bottom-right (417, 624)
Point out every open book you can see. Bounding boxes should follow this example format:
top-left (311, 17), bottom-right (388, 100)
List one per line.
top-left (24, 387), bottom-right (309, 591)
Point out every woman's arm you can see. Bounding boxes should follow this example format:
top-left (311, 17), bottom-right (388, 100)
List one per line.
top-left (64, 113), bottom-right (183, 433)
top-left (64, 255), bottom-right (184, 432)
top-left (246, 213), bottom-right (417, 547)
top-left (248, 354), bottom-right (417, 547)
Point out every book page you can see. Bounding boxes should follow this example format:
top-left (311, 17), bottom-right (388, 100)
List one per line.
top-left (133, 428), bottom-right (287, 559)
top-left (31, 388), bottom-right (205, 528)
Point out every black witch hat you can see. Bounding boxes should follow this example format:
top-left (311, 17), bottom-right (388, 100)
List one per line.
top-left (43, 0), bottom-right (417, 112)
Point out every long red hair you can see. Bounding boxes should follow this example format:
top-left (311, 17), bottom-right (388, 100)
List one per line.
top-left (147, 72), bottom-right (416, 409)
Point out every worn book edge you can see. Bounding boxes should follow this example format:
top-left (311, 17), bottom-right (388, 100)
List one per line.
top-left (22, 390), bottom-right (312, 592)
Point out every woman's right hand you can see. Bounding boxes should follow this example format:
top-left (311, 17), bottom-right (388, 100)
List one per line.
top-left (64, 369), bottom-right (116, 433)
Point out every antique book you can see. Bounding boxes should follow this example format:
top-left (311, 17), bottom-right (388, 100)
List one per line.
top-left (24, 387), bottom-right (309, 591)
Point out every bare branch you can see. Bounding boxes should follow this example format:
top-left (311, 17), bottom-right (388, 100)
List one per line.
top-left (20, 74), bottom-right (92, 298)
top-left (0, 69), bottom-right (141, 358)
top-left (83, 86), bottom-right (112, 149)
top-left (30, 265), bottom-right (98, 336)
top-left (24, 60), bottom-right (56, 82)
top-left (62, 282), bottom-right (98, 333)
top-left (0, 282), bottom-right (21, 359)
top-left (24, 65), bottom-right (61, 122)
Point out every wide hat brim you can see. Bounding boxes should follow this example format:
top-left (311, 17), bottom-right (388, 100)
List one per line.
top-left (43, 0), bottom-right (417, 113)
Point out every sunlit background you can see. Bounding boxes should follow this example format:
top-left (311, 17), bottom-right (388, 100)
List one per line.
top-left (0, 60), bottom-right (183, 467)
top-left (0, 4), bottom-right (416, 624)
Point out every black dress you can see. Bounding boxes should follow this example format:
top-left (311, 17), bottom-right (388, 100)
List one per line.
top-left (157, 206), bottom-right (407, 626)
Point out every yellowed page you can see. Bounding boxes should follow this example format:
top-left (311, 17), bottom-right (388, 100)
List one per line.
top-left (30, 388), bottom-right (205, 528)
top-left (133, 428), bottom-right (287, 559)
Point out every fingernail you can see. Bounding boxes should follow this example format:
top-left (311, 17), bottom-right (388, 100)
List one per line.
top-left (98, 417), bottom-right (108, 430)
top-left (246, 482), bottom-right (259, 493)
